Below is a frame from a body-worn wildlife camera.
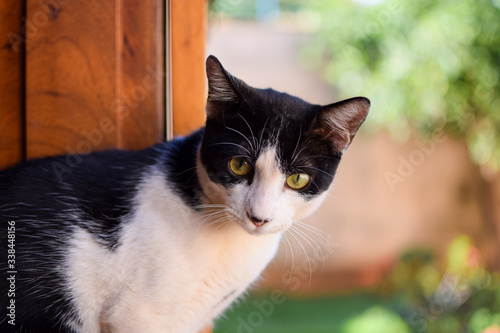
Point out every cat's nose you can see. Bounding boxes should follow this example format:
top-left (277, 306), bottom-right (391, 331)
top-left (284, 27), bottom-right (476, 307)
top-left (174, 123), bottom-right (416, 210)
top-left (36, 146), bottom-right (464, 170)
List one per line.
top-left (247, 212), bottom-right (271, 227)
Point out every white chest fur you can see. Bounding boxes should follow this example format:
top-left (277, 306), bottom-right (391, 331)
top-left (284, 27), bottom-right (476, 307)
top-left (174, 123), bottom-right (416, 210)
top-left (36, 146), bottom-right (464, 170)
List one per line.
top-left (66, 171), bottom-right (281, 333)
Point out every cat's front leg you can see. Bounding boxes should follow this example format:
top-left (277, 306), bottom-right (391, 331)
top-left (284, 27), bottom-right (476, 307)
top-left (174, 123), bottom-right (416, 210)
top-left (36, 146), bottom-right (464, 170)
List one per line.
top-left (199, 324), bottom-right (213, 333)
top-left (101, 310), bottom-right (171, 333)
top-left (102, 318), bottom-right (205, 333)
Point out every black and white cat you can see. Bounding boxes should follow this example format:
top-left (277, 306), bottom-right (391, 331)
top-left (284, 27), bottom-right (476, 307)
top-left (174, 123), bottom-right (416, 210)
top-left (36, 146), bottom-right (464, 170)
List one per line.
top-left (0, 56), bottom-right (369, 332)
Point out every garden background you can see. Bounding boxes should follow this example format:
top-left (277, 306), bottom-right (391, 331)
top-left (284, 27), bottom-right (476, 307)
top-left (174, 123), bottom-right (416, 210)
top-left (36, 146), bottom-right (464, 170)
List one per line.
top-left (207, 0), bottom-right (500, 332)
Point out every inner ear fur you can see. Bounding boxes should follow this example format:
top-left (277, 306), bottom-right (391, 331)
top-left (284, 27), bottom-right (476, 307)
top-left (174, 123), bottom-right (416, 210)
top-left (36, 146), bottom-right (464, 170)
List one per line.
top-left (311, 97), bottom-right (370, 153)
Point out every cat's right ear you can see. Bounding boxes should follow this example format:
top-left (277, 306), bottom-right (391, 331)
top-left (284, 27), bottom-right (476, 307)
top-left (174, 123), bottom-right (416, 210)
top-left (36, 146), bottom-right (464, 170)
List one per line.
top-left (205, 55), bottom-right (246, 119)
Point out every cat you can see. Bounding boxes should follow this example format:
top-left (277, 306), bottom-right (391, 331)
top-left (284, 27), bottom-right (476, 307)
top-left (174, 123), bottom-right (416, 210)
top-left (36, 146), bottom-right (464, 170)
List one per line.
top-left (0, 55), bottom-right (369, 333)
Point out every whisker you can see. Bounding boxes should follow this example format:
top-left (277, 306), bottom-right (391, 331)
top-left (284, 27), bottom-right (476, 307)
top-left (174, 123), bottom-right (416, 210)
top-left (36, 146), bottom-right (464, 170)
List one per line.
top-left (291, 146), bottom-right (308, 165)
top-left (310, 178), bottom-right (321, 191)
top-left (291, 123), bottom-right (303, 165)
top-left (193, 204), bottom-right (229, 210)
top-left (281, 231), bottom-right (295, 286)
top-left (237, 113), bottom-right (257, 150)
top-left (213, 220), bottom-right (230, 231)
top-left (295, 165), bottom-right (335, 179)
top-left (290, 225), bottom-right (323, 261)
top-left (205, 142), bottom-right (251, 156)
top-left (295, 169), bottom-right (321, 191)
top-left (287, 228), bottom-right (312, 284)
top-left (290, 225), bottom-right (326, 272)
top-left (225, 126), bottom-right (255, 152)
top-left (172, 166), bottom-right (198, 179)
top-left (186, 162), bottom-right (219, 185)
top-left (231, 154), bottom-right (252, 159)
top-left (280, 234), bottom-right (290, 275)
top-left (195, 207), bottom-right (228, 216)
top-left (258, 115), bottom-right (271, 152)
top-left (290, 225), bottom-right (323, 263)
top-left (199, 213), bottom-right (233, 230)
top-left (294, 221), bottom-right (331, 244)
top-left (196, 209), bottom-right (229, 225)
top-left (295, 155), bottom-right (338, 164)
top-left (207, 213), bottom-right (232, 224)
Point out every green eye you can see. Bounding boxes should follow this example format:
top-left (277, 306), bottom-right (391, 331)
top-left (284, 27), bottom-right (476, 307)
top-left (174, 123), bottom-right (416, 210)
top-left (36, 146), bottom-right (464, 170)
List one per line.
top-left (286, 173), bottom-right (310, 190)
top-left (229, 157), bottom-right (252, 176)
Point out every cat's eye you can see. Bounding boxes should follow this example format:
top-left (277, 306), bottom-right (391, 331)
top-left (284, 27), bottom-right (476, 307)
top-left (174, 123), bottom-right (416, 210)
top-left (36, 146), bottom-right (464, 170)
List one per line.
top-left (286, 173), bottom-right (310, 190)
top-left (229, 157), bottom-right (252, 176)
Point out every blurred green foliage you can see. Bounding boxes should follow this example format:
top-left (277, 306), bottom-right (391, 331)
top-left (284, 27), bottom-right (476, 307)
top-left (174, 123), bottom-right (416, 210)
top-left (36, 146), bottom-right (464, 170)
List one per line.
top-left (302, 0), bottom-right (500, 168)
top-left (388, 235), bottom-right (500, 333)
top-left (216, 236), bottom-right (500, 332)
top-left (209, 0), bottom-right (257, 20)
top-left (343, 306), bottom-right (410, 333)
top-left (210, 0), bottom-right (304, 18)
top-left (215, 292), bottom-right (406, 333)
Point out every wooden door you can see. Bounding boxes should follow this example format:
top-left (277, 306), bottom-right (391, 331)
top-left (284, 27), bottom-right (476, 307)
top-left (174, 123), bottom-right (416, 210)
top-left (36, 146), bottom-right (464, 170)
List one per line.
top-left (2, 0), bottom-right (165, 165)
top-left (25, 0), bottom-right (166, 159)
top-left (1, 0), bottom-right (207, 165)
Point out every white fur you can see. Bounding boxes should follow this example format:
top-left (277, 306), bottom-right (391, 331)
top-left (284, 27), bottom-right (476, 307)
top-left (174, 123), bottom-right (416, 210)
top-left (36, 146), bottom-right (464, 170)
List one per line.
top-left (66, 146), bottom-right (327, 332)
top-left (222, 147), bottom-right (326, 235)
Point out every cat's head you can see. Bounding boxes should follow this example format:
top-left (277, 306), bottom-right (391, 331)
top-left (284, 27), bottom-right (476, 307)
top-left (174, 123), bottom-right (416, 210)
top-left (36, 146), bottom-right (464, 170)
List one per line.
top-left (197, 55), bottom-right (369, 235)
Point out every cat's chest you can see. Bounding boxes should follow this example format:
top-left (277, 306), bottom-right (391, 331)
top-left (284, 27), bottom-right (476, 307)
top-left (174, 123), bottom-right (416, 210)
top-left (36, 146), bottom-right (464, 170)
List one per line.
top-left (126, 207), bottom-right (282, 328)
top-left (180, 222), bottom-right (281, 324)
top-left (125, 201), bottom-right (281, 301)
top-left (192, 221), bottom-right (281, 281)
top-left (161, 210), bottom-right (281, 292)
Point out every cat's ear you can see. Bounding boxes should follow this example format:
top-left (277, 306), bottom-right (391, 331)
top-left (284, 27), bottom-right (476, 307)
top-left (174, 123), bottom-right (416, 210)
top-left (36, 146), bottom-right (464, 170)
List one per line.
top-left (311, 97), bottom-right (370, 153)
top-left (205, 55), bottom-right (247, 119)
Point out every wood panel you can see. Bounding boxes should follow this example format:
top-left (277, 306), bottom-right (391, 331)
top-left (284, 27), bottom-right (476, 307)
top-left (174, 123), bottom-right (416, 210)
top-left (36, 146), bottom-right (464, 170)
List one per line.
top-left (171, 2), bottom-right (211, 331)
top-left (171, 0), bottom-right (207, 136)
top-left (120, 0), bottom-right (165, 149)
top-left (25, 0), bottom-right (165, 159)
top-left (0, 0), bottom-right (25, 169)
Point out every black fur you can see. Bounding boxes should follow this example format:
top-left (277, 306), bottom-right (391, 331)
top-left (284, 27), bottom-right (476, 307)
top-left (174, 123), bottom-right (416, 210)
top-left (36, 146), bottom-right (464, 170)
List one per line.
top-left (201, 61), bottom-right (345, 198)
top-left (0, 140), bottom-right (202, 332)
top-left (161, 129), bottom-right (204, 208)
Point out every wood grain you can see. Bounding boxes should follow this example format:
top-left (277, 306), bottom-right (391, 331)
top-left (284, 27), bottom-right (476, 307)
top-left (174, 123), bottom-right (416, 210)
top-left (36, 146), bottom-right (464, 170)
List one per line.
top-left (0, 0), bottom-right (25, 169)
top-left (172, 3), bottom-right (212, 331)
top-left (26, 0), bottom-right (116, 158)
top-left (120, 0), bottom-right (165, 149)
top-left (171, 0), bottom-right (207, 136)
top-left (25, 0), bottom-right (165, 159)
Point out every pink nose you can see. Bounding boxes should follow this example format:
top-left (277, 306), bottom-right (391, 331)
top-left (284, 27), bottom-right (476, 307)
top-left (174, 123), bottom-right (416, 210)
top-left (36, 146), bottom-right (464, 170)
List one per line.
top-left (247, 212), bottom-right (271, 227)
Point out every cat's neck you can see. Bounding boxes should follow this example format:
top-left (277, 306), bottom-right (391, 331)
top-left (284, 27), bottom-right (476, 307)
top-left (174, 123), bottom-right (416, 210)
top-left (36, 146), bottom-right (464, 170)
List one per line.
top-left (196, 148), bottom-right (228, 207)
top-left (161, 129), bottom-right (205, 207)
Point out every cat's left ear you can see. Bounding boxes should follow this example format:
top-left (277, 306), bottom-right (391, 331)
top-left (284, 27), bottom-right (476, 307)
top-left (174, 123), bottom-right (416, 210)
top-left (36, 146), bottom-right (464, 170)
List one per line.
top-left (205, 55), bottom-right (248, 120)
top-left (311, 97), bottom-right (370, 153)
